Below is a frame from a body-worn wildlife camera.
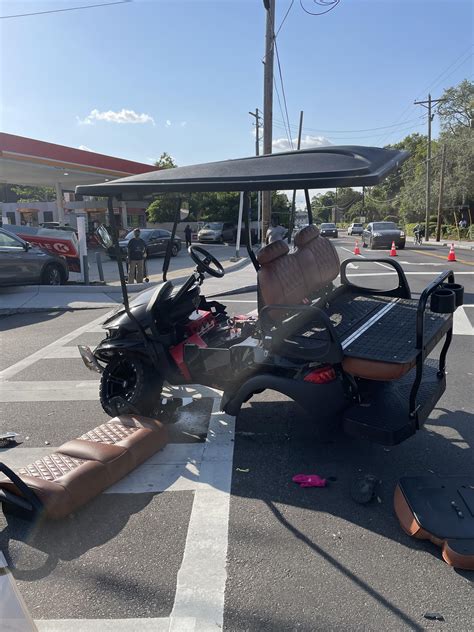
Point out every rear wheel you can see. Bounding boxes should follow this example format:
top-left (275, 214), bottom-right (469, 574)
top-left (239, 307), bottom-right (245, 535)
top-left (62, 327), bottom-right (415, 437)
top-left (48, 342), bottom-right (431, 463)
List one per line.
top-left (41, 263), bottom-right (64, 285)
top-left (99, 356), bottom-right (163, 417)
top-left (171, 243), bottom-right (179, 257)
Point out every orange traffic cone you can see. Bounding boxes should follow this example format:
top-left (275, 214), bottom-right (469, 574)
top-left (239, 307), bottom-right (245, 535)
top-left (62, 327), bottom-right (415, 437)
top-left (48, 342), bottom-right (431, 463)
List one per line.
top-left (448, 243), bottom-right (456, 262)
top-left (389, 241), bottom-right (397, 257)
top-left (353, 241), bottom-right (361, 255)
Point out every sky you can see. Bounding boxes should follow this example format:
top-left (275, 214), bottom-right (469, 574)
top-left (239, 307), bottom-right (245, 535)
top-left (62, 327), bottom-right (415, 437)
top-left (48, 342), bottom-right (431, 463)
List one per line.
top-left (0, 0), bottom-right (472, 205)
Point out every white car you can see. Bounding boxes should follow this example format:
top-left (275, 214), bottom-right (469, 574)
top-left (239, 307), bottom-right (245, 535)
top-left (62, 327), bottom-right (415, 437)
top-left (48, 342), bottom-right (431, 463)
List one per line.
top-left (348, 222), bottom-right (364, 236)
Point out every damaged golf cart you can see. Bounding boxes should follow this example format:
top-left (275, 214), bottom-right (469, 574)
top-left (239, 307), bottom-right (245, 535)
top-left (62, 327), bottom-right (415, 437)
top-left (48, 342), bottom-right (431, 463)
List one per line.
top-left (78, 146), bottom-right (463, 447)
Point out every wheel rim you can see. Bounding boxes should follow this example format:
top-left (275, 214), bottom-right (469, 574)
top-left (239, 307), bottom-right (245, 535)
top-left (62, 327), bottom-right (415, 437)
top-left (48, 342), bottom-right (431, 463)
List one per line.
top-left (47, 267), bottom-right (61, 285)
top-left (172, 245), bottom-right (178, 255)
top-left (105, 359), bottom-right (138, 406)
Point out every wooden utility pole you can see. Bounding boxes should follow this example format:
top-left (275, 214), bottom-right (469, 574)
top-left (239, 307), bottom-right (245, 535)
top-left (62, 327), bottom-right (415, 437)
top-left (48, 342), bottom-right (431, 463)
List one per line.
top-left (249, 108), bottom-right (261, 156)
top-left (262, 0), bottom-right (275, 241)
top-left (288, 110), bottom-right (304, 244)
top-left (436, 144), bottom-right (446, 242)
top-left (414, 94), bottom-right (444, 241)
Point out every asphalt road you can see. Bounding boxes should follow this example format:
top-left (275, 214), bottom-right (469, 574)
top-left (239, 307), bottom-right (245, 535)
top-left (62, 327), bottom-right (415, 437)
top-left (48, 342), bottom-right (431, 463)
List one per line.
top-left (0, 236), bottom-right (473, 631)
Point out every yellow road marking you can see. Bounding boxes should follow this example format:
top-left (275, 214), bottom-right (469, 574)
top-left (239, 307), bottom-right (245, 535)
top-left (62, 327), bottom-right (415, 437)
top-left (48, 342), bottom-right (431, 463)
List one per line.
top-left (412, 249), bottom-right (474, 266)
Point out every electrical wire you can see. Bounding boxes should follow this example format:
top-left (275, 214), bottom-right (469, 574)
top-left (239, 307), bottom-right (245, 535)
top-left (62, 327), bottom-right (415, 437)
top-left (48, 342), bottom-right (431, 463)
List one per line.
top-left (273, 115), bottom-right (426, 134)
top-left (275, 0), bottom-right (295, 37)
top-left (273, 79), bottom-right (293, 148)
top-left (0, 0), bottom-right (131, 19)
top-left (272, 120), bottom-right (426, 141)
top-left (274, 40), bottom-right (294, 149)
top-left (299, 0), bottom-right (341, 17)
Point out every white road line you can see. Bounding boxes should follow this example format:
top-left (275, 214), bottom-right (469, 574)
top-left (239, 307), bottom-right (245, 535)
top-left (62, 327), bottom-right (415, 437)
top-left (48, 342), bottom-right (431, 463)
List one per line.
top-left (339, 246), bottom-right (402, 270)
top-left (346, 271), bottom-right (473, 277)
top-left (35, 619), bottom-right (170, 631)
top-left (0, 552), bottom-right (37, 632)
top-left (454, 307), bottom-right (474, 336)
top-left (169, 401), bottom-right (235, 632)
top-left (43, 346), bottom-right (82, 359)
top-left (0, 310), bottom-right (115, 382)
top-left (0, 380), bottom-right (99, 402)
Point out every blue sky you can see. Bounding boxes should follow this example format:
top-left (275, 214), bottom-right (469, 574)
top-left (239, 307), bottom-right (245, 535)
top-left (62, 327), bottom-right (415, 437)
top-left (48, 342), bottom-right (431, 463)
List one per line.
top-left (1, 0), bottom-right (472, 171)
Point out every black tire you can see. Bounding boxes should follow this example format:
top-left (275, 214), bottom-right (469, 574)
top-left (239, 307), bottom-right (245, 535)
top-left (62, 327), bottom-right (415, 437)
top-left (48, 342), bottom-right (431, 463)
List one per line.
top-left (171, 243), bottom-right (179, 257)
top-left (41, 263), bottom-right (65, 285)
top-left (99, 356), bottom-right (163, 417)
top-left (398, 243), bottom-right (405, 250)
top-left (369, 238), bottom-right (375, 250)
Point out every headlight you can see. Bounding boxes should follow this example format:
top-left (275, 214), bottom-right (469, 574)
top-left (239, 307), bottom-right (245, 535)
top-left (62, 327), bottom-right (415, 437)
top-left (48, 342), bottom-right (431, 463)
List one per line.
top-left (400, 231), bottom-right (405, 237)
top-left (373, 232), bottom-right (382, 237)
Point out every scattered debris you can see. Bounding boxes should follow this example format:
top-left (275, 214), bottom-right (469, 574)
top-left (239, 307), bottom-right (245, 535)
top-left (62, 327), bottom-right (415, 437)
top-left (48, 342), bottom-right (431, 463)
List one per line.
top-left (350, 474), bottom-right (379, 504)
top-left (236, 467), bottom-right (250, 473)
top-left (0, 432), bottom-right (20, 448)
top-left (292, 474), bottom-right (327, 488)
top-left (44, 441), bottom-right (50, 445)
top-left (25, 436), bottom-right (30, 441)
top-left (423, 612), bottom-right (445, 621)
top-left (47, 412), bottom-right (54, 416)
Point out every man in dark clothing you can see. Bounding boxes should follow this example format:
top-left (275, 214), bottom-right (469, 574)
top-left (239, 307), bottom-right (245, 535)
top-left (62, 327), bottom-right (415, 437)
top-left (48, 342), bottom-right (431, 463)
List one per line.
top-left (184, 224), bottom-right (192, 248)
top-left (127, 228), bottom-right (147, 283)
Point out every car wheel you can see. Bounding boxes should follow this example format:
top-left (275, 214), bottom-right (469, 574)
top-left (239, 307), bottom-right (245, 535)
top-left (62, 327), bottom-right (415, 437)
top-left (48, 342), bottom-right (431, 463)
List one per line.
top-left (41, 263), bottom-right (65, 285)
top-left (171, 243), bottom-right (179, 257)
top-left (398, 243), bottom-right (405, 250)
top-left (99, 356), bottom-right (163, 417)
top-left (369, 238), bottom-right (375, 250)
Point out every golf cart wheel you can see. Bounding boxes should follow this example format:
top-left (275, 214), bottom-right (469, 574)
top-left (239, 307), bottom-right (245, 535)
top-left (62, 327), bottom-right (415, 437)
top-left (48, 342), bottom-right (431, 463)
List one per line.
top-left (99, 356), bottom-right (163, 418)
top-left (171, 243), bottom-right (179, 257)
top-left (41, 263), bottom-right (64, 285)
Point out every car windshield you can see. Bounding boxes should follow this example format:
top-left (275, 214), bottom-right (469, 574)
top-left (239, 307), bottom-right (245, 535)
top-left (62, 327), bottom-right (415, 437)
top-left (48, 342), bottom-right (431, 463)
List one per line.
top-left (352, 223), bottom-right (363, 227)
top-left (373, 222), bottom-right (398, 230)
top-left (321, 223), bottom-right (336, 228)
top-left (124, 229), bottom-right (152, 240)
top-left (202, 223), bottom-right (222, 230)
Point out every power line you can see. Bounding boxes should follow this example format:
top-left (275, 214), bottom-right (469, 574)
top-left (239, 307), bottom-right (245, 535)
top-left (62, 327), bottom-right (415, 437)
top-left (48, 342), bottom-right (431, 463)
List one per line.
top-left (273, 78), bottom-right (293, 148)
top-left (272, 119), bottom-right (426, 140)
top-left (273, 114), bottom-right (426, 134)
top-left (275, 0), bottom-right (295, 37)
top-left (299, 0), bottom-right (341, 17)
top-left (0, 0), bottom-right (131, 19)
top-left (274, 40), bottom-right (294, 149)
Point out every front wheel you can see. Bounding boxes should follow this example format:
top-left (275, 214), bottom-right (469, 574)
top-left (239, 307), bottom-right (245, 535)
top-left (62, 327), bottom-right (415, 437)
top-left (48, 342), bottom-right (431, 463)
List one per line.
top-left (171, 243), bottom-right (179, 257)
top-left (369, 238), bottom-right (375, 250)
top-left (99, 356), bottom-right (163, 417)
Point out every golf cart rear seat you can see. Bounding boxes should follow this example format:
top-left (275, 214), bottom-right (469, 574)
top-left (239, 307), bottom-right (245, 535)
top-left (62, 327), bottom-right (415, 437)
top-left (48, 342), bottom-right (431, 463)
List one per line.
top-left (0, 416), bottom-right (168, 520)
top-left (257, 225), bottom-right (454, 381)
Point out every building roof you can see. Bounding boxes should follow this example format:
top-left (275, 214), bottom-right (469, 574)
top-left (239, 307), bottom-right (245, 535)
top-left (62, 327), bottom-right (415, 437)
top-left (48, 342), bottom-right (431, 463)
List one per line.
top-left (0, 132), bottom-right (158, 189)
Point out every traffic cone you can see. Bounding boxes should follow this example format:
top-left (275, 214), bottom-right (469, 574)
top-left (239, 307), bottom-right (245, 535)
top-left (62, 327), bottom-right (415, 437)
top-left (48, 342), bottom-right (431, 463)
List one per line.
top-left (447, 243), bottom-right (456, 262)
top-left (353, 241), bottom-right (361, 255)
top-left (389, 241), bottom-right (397, 257)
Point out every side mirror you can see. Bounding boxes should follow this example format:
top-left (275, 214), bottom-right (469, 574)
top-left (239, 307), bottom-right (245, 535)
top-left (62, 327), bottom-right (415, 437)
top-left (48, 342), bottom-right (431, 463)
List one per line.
top-left (95, 224), bottom-right (113, 249)
top-left (23, 242), bottom-right (30, 251)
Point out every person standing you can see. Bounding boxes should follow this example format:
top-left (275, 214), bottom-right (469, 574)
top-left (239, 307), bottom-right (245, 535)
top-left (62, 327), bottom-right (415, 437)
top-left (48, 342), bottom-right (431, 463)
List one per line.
top-left (127, 228), bottom-right (147, 283)
top-left (265, 214), bottom-right (288, 245)
top-left (184, 224), bottom-right (192, 248)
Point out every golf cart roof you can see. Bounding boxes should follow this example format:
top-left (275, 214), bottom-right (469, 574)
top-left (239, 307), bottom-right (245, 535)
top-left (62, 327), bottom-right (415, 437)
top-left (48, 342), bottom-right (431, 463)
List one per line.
top-left (75, 146), bottom-right (409, 198)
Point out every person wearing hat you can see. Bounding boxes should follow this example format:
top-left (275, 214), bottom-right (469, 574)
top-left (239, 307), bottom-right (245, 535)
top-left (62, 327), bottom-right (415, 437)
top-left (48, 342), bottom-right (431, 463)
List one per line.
top-left (127, 228), bottom-right (147, 283)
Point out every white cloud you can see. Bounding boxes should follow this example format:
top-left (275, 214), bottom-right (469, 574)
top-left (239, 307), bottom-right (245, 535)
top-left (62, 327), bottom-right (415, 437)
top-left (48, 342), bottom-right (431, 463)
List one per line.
top-left (180, 121), bottom-right (187, 127)
top-left (77, 108), bottom-right (155, 126)
top-left (165, 120), bottom-right (172, 127)
top-left (272, 134), bottom-right (331, 152)
top-left (78, 144), bottom-right (94, 151)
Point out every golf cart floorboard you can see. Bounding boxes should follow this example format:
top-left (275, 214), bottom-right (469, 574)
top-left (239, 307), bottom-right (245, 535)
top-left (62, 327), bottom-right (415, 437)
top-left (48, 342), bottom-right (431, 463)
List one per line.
top-left (343, 360), bottom-right (446, 445)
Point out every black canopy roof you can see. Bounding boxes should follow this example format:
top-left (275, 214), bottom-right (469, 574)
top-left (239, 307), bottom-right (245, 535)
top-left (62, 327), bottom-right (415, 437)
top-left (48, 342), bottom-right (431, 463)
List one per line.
top-left (75, 146), bottom-right (409, 198)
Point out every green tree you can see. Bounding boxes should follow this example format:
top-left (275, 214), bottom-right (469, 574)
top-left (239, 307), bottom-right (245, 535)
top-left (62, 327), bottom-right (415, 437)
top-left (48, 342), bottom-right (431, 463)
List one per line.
top-left (146, 152), bottom-right (178, 222)
top-left (154, 152), bottom-right (177, 169)
top-left (11, 185), bottom-right (55, 202)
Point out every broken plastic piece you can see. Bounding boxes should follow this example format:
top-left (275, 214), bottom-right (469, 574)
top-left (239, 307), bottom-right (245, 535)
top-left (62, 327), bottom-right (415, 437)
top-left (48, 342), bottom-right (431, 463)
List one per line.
top-left (292, 474), bottom-right (327, 488)
top-left (351, 474), bottom-right (379, 504)
top-left (423, 612), bottom-right (444, 621)
top-left (0, 433), bottom-right (20, 448)
top-left (236, 468), bottom-right (250, 473)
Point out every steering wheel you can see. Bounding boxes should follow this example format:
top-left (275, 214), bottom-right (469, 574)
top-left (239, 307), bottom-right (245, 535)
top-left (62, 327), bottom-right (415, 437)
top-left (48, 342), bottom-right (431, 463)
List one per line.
top-left (188, 245), bottom-right (225, 278)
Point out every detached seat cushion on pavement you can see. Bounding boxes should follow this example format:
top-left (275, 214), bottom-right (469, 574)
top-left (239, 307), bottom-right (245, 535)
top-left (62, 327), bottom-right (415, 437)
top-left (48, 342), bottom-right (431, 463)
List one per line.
top-left (0, 416), bottom-right (168, 520)
top-left (256, 225), bottom-right (451, 381)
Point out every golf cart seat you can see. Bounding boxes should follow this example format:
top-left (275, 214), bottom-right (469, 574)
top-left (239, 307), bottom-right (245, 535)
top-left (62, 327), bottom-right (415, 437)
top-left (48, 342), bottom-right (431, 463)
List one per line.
top-left (0, 415), bottom-right (168, 520)
top-left (257, 226), bottom-right (453, 381)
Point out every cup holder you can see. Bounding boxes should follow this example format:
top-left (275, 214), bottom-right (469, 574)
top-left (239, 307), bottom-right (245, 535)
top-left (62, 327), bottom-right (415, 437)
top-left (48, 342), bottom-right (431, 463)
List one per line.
top-left (431, 289), bottom-right (456, 314)
top-left (442, 283), bottom-right (464, 307)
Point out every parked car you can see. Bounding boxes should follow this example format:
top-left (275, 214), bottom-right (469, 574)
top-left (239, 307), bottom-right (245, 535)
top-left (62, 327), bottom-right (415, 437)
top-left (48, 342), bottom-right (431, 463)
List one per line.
top-left (362, 221), bottom-right (406, 250)
top-left (319, 222), bottom-right (338, 238)
top-left (41, 222), bottom-right (78, 235)
top-left (198, 222), bottom-right (237, 243)
top-left (107, 228), bottom-right (181, 259)
top-left (0, 227), bottom-right (69, 286)
top-left (348, 222), bottom-right (364, 236)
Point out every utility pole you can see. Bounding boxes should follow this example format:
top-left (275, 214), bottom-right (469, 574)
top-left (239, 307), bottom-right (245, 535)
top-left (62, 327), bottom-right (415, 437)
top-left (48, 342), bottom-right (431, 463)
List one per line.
top-left (262, 0), bottom-right (275, 241)
top-left (436, 144), bottom-right (446, 242)
top-left (249, 108), bottom-right (262, 241)
top-left (288, 110), bottom-right (304, 244)
top-left (414, 94), bottom-right (443, 241)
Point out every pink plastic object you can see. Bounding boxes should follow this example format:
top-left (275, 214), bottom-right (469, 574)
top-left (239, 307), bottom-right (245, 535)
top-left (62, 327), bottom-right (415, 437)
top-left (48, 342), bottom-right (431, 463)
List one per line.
top-left (292, 474), bottom-right (327, 488)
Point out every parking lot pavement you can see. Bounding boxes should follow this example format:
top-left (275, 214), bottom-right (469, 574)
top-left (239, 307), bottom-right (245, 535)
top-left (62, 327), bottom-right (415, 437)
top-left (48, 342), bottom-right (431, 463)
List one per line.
top-left (1, 243), bottom-right (473, 631)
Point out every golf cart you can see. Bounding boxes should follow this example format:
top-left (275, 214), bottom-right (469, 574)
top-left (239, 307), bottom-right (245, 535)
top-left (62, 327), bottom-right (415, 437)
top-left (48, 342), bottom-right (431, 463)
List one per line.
top-left (77, 146), bottom-right (463, 447)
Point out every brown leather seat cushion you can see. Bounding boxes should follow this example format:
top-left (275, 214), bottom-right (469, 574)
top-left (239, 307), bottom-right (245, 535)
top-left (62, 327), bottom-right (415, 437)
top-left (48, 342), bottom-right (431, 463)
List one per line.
top-left (0, 416), bottom-right (168, 519)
